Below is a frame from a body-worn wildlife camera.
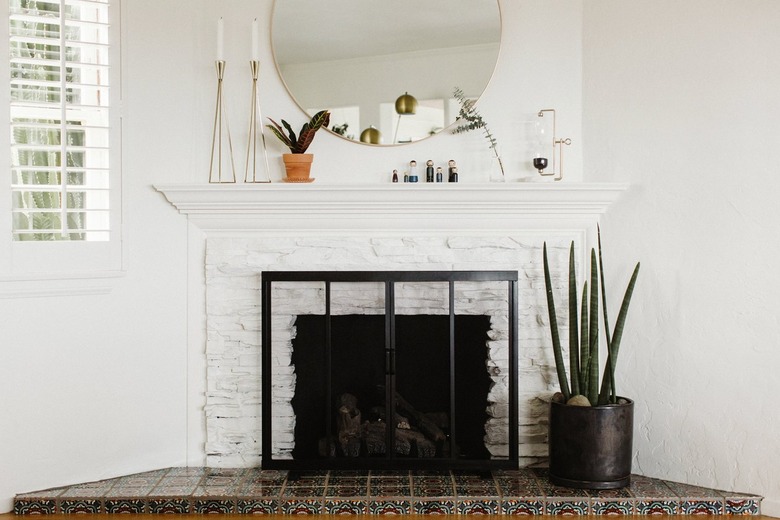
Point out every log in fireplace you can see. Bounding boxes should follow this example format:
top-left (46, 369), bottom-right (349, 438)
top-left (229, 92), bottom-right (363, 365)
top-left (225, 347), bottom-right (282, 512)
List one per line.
top-left (261, 271), bottom-right (519, 470)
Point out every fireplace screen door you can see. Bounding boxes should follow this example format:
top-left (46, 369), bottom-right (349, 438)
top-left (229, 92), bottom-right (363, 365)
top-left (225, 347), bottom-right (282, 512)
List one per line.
top-left (261, 271), bottom-right (518, 470)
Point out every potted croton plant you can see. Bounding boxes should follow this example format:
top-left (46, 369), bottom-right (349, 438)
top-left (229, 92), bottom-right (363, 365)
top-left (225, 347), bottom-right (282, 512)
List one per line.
top-left (542, 228), bottom-right (640, 489)
top-left (266, 110), bottom-right (330, 182)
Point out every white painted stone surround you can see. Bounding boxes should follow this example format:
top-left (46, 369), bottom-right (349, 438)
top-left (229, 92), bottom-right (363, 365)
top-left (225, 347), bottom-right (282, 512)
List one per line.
top-left (156, 183), bottom-right (627, 467)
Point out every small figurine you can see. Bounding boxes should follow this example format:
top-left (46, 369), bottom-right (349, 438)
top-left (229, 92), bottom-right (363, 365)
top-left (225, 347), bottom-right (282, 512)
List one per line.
top-left (436, 166), bottom-right (443, 183)
top-left (408, 160), bottom-right (419, 183)
top-left (426, 160), bottom-right (435, 183)
top-left (392, 169), bottom-right (399, 183)
top-left (403, 171), bottom-right (409, 182)
top-left (448, 159), bottom-right (458, 182)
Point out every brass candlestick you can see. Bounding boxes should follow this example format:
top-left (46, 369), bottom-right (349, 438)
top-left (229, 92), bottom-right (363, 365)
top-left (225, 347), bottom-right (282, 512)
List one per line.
top-left (244, 60), bottom-right (271, 183)
top-left (537, 108), bottom-right (571, 181)
top-left (209, 60), bottom-right (236, 183)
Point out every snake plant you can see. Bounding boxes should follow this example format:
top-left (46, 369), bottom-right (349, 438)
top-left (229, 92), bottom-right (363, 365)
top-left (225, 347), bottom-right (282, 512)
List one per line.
top-left (543, 228), bottom-right (640, 406)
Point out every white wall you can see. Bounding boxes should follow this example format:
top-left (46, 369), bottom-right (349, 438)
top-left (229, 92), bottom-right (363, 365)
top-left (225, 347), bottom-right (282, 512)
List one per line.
top-left (8, 0), bottom-right (779, 516)
top-left (0, 1), bottom-right (582, 511)
top-left (582, 1), bottom-right (780, 515)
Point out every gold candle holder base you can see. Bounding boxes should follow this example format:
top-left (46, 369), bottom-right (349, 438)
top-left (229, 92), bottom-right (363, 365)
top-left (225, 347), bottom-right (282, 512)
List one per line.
top-left (209, 60), bottom-right (237, 183)
top-left (245, 60), bottom-right (271, 183)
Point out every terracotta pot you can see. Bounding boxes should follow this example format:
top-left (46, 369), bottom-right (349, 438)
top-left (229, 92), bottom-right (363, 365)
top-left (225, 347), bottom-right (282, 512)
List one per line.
top-left (548, 397), bottom-right (634, 489)
top-left (282, 153), bottom-right (314, 181)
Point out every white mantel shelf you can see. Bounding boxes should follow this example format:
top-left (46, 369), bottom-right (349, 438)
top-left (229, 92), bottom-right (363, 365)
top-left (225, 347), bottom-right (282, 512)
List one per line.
top-left (154, 182), bottom-right (628, 233)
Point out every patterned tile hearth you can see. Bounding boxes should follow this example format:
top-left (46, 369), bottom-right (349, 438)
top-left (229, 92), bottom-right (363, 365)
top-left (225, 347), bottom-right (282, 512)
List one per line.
top-left (14, 467), bottom-right (762, 515)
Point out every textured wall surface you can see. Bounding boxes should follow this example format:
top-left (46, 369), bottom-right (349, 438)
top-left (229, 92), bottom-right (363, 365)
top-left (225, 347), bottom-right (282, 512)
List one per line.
top-left (583, 1), bottom-right (780, 514)
top-left (204, 235), bottom-right (575, 467)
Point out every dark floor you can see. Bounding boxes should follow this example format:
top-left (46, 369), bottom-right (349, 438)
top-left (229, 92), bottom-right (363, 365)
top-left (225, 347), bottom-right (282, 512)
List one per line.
top-left (14, 467), bottom-right (761, 515)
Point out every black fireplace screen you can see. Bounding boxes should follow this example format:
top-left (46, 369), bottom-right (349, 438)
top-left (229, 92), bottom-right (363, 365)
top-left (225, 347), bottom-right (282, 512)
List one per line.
top-left (261, 271), bottom-right (518, 470)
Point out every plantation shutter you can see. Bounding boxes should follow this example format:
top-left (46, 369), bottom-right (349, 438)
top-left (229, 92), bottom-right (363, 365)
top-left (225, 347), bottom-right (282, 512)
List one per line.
top-left (10, 0), bottom-right (111, 241)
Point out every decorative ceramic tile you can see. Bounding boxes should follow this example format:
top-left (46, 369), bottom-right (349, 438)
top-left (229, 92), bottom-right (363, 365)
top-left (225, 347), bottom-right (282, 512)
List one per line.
top-left (9, 466), bottom-right (765, 516)
top-left (499, 479), bottom-right (544, 497)
top-left (105, 484), bottom-right (154, 497)
top-left (324, 498), bottom-right (367, 514)
top-left (369, 475), bottom-right (410, 487)
top-left (455, 482), bottom-right (500, 496)
top-left (324, 483), bottom-right (368, 497)
top-left (194, 499), bottom-right (235, 513)
top-left (59, 488), bottom-right (107, 498)
top-left (282, 485), bottom-right (325, 497)
top-left (15, 487), bottom-right (67, 499)
top-left (537, 479), bottom-right (589, 498)
top-left (501, 498), bottom-right (545, 515)
top-left (458, 498), bottom-right (500, 514)
top-left (726, 498), bottom-right (761, 515)
top-left (147, 498), bottom-right (190, 514)
top-left (591, 499), bottom-right (634, 515)
top-left (243, 473), bottom-right (287, 486)
top-left (149, 484), bottom-right (198, 495)
top-left (328, 476), bottom-right (369, 487)
top-left (104, 499), bottom-right (145, 514)
top-left (546, 499), bottom-right (590, 515)
top-left (115, 474), bottom-right (164, 488)
top-left (635, 499), bottom-right (680, 515)
top-left (200, 474), bottom-right (242, 487)
top-left (60, 499), bottom-right (102, 513)
top-left (681, 499), bottom-right (725, 515)
top-left (166, 467), bottom-right (206, 476)
top-left (192, 484), bottom-right (238, 497)
top-left (415, 470), bottom-right (451, 477)
top-left (155, 475), bottom-right (202, 487)
top-left (237, 498), bottom-right (277, 514)
top-left (281, 498), bottom-right (323, 514)
top-left (368, 499), bottom-right (412, 514)
top-left (14, 499), bottom-right (56, 515)
top-left (413, 482), bottom-right (455, 497)
top-left (413, 475), bottom-right (452, 486)
top-left (200, 467), bottom-right (248, 477)
top-left (244, 468), bottom-right (288, 482)
top-left (330, 470), bottom-right (370, 478)
top-left (369, 483), bottom-right (411, 496)
top-left (285, 474), bottom-right (328, 487)
top-left (414, 498), bottom-right (456, 514)
top-left (664, 479), bottom-right (726, 498)
top-left (370, 470), bottom-right (411, 478)
top-left (237, 483), bottom-right (283, 497)
top-left (496, 468), bottom-right (538, 479)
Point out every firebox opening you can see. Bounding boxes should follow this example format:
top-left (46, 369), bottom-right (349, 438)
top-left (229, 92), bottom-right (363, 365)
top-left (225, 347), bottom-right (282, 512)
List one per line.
top-left (291, 314), bottom-right (492, 461)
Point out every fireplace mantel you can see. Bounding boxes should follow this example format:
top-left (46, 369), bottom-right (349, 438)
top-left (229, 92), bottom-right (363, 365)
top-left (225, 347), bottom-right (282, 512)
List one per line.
top-left (155, 183), bottom-right (628, 233)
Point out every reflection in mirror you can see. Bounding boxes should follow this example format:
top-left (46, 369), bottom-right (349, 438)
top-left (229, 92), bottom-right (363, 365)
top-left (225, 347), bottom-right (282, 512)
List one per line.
top-left (271, 0), bottom-right (501, 146)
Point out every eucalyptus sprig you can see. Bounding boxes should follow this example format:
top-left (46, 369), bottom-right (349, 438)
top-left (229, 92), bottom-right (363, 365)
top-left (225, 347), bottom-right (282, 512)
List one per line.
top-left (451, 87), bottom-right (504, 176)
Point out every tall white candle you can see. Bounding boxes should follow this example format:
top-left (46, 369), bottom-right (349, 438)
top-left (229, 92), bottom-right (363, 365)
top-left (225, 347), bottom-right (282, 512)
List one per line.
top-left (251, 18), bottom-right (259, 60)
top-left (217, 17), bottom-right (224, 60)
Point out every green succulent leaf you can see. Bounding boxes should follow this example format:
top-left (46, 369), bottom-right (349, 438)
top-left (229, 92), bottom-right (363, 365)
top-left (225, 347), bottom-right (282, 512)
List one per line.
top-left (543, 242), bottom-right (571, 401)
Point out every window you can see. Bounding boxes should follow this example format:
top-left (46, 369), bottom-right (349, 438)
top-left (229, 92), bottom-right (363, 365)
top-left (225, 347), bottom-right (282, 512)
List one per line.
top-left (10, 0), bottom-right (111, 242)
top-left (3, 0), bottom-right (121, 279)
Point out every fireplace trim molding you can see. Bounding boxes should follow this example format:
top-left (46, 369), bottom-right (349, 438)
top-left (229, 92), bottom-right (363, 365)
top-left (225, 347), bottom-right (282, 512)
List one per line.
top-left (155, 183), bottom-right (628, 233)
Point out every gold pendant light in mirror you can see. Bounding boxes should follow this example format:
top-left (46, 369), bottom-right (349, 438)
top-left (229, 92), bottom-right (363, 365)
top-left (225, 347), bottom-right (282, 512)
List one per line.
top-left (360, 126), bottom-right (382, 145)
top-left (271, 0), bottom-right (501, 146)
top-left (395, 92), bottom-right (418, 115)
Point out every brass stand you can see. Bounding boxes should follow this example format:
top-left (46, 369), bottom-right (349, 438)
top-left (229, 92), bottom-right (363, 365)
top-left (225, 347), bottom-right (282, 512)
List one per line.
top-left (245, 60), bottom-right (271, 183)
top-left (209, 60), bottom-right (236, 183)
top-left (537, 109), bottom-right (571, 181)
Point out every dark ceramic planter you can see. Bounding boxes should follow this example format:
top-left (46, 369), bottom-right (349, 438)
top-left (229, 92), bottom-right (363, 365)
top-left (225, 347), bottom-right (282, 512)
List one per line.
top-left (548, 398), bottom-right (634, 489)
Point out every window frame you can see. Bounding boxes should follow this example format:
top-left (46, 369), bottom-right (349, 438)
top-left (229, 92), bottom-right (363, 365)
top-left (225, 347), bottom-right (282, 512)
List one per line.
top-left (1, 0), bottom-right (123, 281)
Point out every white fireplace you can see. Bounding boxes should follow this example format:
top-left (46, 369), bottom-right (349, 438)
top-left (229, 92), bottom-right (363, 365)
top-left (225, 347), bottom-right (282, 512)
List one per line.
top-left (156, 182), bottom-right (626, 468)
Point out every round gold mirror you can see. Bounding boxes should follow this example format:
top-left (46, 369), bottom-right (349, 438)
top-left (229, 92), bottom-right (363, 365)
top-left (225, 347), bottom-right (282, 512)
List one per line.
top-left (271, 0), bottom-right (501, 146)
